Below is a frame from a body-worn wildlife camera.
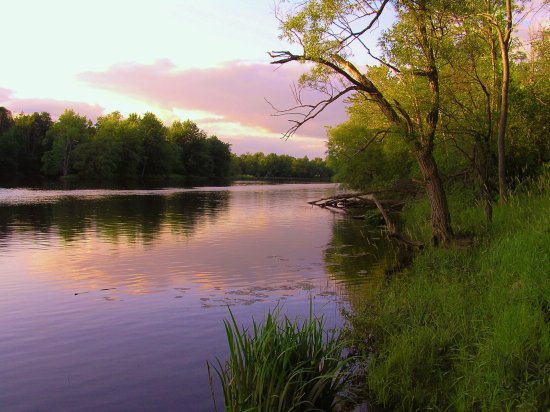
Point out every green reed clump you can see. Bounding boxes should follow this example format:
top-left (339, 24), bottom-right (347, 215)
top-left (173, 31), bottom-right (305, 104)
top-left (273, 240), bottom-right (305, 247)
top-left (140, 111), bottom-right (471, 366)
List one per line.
top-left (347, 174), bottom-right (550, 410)
top-left (209, 305), bottom-right (352, 412)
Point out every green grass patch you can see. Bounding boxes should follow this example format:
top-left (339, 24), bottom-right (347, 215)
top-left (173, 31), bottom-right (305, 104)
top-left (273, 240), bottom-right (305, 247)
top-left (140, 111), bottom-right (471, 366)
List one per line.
top-left (209, 305), bottom-right (354, 412)
top-left (347, 176), bottom-right (550, 411)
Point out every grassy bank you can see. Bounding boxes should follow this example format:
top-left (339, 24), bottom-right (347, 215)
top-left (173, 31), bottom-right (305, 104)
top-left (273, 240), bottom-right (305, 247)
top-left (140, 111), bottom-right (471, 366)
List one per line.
top-left (347, 176), bottom-right (550, 410)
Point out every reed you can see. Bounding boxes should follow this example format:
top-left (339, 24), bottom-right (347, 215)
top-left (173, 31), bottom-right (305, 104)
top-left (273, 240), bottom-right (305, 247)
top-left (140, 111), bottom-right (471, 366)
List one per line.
top-left (209, 304), bottom-right (353, 412)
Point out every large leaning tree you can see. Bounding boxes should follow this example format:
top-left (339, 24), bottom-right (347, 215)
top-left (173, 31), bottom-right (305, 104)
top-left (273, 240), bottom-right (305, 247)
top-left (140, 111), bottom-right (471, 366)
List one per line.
top-left (270, 0), bottom-right (470, 245)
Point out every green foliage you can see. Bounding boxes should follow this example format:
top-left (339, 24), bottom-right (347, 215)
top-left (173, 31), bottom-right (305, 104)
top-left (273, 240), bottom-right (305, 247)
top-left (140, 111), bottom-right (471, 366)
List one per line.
top-left (73, 112), bottom-right (124, 179)
top-left (0, 132), bottom-right (20, 176)
top-left (327, 118), bottom-right (411, 190)
top-left (207, 136), bottom-right (232, 179)
top-left (13, 112), bottom-right (53, 176)
top-left (0, 107), bottom-right (14, 134)
top-left (236, 152), bottom-right (332, 180)
top-left (347, 177), bottom-right (550, 410)
top-left (507, 28), bottom-right (550, 181)
top-left (137, 112), bottom-right (173, 177)
top-left (209, 305), bottom-right (353, 412)
top-left (0, 106), bottom-right (333, 184)
top-left (41, 109), bottom-right (91, 177)
top-left (0, 107), bottom-right (238, 183)
top-left (0, 109), bottom-right (52, 179)
top-left (167, 120), bottom-right (232, 180)
top-left (280, 0), bottom-right (348, 60)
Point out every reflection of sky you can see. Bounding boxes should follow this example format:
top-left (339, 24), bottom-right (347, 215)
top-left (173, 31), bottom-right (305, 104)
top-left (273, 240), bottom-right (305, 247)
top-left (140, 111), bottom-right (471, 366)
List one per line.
top-left (4, 184), bottom-right (341, 294)
top-left (0, 183), bottom-right (365, 411)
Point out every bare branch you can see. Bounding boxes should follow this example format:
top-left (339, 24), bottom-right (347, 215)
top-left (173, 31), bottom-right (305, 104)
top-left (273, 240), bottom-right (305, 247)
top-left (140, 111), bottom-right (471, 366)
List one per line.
top-left (354, 128), bottom-right (391, 155)
top-left (341, 0), bottom-right (391, 44)
top-left (270, 85), bottom-right (358, 139)
top-left (357, 39), bottom-right (401, 73)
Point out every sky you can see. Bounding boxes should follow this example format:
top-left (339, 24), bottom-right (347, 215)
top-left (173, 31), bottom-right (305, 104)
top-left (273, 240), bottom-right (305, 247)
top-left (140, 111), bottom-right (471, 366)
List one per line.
top-left (1, 1), bottom-right (548, 158)
top-left (0, 0), bottom-right (352, 157)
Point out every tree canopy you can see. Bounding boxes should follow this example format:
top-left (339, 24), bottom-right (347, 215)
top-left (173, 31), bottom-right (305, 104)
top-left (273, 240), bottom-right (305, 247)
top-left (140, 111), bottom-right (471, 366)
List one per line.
top-left (271, 0), bottom-right (548, 244)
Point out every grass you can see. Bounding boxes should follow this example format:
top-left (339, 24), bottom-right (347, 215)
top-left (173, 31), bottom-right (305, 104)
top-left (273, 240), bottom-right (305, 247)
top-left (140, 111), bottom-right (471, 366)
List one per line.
top-left (346, 174), bottom-right (550, 411)
top-left (209, 304), bottom-right (354, 412)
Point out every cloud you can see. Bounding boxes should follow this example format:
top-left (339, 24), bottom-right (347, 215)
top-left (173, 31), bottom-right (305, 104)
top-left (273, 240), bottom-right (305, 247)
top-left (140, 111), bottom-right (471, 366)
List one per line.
top-left (0, 88), bottom-right (12, 102)
top-left (80, 60), bottom-right (348, 139)
top-left (0, 88), bottom-right (104, 120)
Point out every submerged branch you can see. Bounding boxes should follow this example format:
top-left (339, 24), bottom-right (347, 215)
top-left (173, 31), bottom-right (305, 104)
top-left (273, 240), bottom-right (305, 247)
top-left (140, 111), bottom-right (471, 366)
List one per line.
top-left (309, 190), bottom-right (424, 249)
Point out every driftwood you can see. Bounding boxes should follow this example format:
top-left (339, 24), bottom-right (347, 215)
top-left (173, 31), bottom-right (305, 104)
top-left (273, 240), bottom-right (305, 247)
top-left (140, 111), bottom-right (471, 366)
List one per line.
top-left (309, 191), bottom-right (424, 249)
top-left (308, 192), bottom-right (405, 213)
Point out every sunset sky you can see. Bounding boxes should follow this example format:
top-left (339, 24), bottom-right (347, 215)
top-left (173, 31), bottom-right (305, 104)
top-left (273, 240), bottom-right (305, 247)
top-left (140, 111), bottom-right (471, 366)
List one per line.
top-left (1, 1), bottom-right (547, 157)
top-left (0, 0), bottom-right (349, 157)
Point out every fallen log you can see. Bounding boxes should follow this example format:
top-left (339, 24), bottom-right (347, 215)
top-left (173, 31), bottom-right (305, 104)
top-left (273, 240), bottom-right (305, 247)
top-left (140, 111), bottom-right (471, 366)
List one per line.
top-left (309, 195), bottom-right (405, 212)
top-left (309, 191), bottom-right (424, 249)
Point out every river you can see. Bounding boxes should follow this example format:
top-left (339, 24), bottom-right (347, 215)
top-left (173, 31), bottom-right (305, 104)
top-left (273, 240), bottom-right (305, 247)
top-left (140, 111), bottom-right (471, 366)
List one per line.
top-left (0, 183), bottom-right (397, 411)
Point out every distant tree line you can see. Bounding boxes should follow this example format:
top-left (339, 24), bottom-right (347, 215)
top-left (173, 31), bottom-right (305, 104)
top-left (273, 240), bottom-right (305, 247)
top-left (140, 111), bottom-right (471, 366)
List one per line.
top-left (233, 152), bottom-right (333, 180)
top-left (0, 107), bottom-right (333, 183)
top-left (0, 108), bottom-right (232, 181)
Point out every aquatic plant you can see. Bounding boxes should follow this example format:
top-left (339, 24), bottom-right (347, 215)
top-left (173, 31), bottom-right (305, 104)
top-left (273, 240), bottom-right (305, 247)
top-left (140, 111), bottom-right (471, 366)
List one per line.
top-left (208, 304), bottom-right (353, 412)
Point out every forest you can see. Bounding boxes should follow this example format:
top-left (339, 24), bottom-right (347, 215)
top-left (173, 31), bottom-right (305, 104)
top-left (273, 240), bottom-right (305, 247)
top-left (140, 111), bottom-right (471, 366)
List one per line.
top-left (0, 108), bottom-right (332, 183)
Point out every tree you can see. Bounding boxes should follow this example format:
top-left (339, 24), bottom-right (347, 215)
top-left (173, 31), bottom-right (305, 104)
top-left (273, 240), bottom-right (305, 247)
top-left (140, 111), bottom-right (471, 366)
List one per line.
top-left (238, 152), bottom-right (265, 177)
top-left (42, 109), bottom-right (91, 177)
top-left (0, 107), bottom-right (20, 177)
top-left (72, 112), bottom-right (123, 179)
top-left (115, 113), bottom-right (145, 178)
top-left (478, 0), bottom-right (515, 203)
top-left (292, 156), bottom-right (310, 178)
top-left (504, 26), bottom-right (550, 181)
top-left (206, 135), bottom-right (232, 179)
top-left (11, 112), bottom-right (53, 176)
top-left (138, 112), bottom-right (174, 177)
top-left (0, 107), bottom-right (14, 134)
top-left (435, 8), bottom-right (499, 223)
top-left (0, 132), bottom-right (19, 177)
top-left (327, 117), bottom-right (411, 190)
top-left (168, 120), bottom-right (211, 177)
top-left (271, 0), bottom-right (459, 244)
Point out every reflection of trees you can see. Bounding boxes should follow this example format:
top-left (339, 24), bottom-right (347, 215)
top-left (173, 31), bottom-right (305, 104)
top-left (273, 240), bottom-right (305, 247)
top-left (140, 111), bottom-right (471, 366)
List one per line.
top-left (324, 218), bottom-right (401, 310)
top-left (0, 191), bottom-right (230, 245)
top-left (165, 192), bottom-right (230, 237)
top-left (0, 203), bottom-right (54, 245)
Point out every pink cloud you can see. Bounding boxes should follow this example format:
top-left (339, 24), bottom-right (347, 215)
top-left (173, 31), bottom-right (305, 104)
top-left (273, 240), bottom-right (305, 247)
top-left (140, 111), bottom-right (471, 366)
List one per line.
top-left (0, 88), bottom-right (12, 102)
top-left (0, 88), bottom-right (104, 120)
top-left (80, 60), bottom-right (349, 138)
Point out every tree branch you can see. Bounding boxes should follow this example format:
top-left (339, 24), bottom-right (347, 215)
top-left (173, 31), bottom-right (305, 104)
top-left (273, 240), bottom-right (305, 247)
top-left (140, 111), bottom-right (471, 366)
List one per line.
top-left (266, 85), bottom-right (358, 139)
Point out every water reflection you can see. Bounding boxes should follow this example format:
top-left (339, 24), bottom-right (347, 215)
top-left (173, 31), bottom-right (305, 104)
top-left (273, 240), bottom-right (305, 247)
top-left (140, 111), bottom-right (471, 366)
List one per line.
top-left (0, 183), bottom-right (400, 411)
top-left (0, 191), bottom-right (230, 245)
top-left (325, 218), bottom-right (400, 309)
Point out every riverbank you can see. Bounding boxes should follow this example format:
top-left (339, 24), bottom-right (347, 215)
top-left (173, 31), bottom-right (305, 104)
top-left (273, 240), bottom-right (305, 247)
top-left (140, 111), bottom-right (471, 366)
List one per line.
top-left (0, 175), bottom-right (334, 190)
top-left (346, 175), bottom-right (550, 410)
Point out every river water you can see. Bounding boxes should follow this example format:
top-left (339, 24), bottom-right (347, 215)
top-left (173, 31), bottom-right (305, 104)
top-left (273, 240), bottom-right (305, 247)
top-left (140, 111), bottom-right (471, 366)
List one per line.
top-left (0, 183), bottom-right (397, 411)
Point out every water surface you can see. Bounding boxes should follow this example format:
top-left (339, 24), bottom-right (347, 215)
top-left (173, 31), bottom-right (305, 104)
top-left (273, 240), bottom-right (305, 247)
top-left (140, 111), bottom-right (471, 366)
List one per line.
top-left (0, 183), bottom-right (396, 411)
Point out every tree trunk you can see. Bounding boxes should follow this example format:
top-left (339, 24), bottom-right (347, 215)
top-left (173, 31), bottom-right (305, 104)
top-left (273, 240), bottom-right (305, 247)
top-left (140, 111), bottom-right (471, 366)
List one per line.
top-left (414, 147), bottom-right (453, 245)
top-left (497, 44), bottom-right (509, 203)
top-left (63, 140), bottom-right (71, 177)
top-left (480, 137), bottom-right (493, 224)
top-left (496, 0), bottom-right (512, 204)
